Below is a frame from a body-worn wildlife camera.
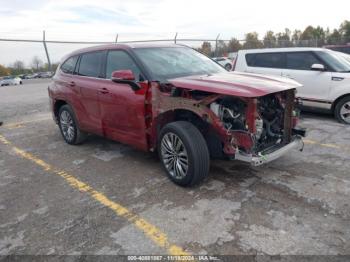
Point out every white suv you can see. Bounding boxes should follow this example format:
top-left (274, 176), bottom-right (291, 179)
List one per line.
top-left (212, 57), bottom-right (233, 71)
top-left (234, 47), bottom-right (350, 124)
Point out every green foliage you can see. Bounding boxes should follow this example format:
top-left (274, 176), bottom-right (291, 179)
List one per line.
top-left (0, 64), bottom-right (10, 76)
top-left (198, 41), bottom-right (212, 56)
top-left (340, 20), bottom-right (350, 42)
top-left (243, 32), bottom-right (263, 49)
top-left (198, 20), bottom-right (350, 57)
top-left (263, 31), bottom-right (277, 48)
top-left (227, 38), bottom-right (242, 52)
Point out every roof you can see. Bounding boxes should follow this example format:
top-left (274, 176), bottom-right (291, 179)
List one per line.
top-left (61, 42), bottom-right (184, 62)
top-left (238, 47), bottom-right (327, 53)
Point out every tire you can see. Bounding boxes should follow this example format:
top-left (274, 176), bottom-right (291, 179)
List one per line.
top-left (158, 121), bottom-right (210, 187)
top-left (58, 104), bottom-right (87, 144)
top-left (224, 63), bottom-right (232, 71)
top-left (334, 96), bottom-right (350, 124)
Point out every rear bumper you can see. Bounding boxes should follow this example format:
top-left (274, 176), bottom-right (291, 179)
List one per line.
top-left (235, 136), bottom-right (304, 166)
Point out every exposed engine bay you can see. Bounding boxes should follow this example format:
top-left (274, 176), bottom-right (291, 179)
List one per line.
top-left (153, 83), bottom-right (303, 161)
top-left (209, 93), bottom-right (288, 154)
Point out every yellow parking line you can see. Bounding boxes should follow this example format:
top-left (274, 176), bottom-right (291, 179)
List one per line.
top-left (303, 139), bottom-right (348, 151)
top-left (0, 134), bottom-right (189, 256)
top-left (2, 117), bottom-right (51, 129)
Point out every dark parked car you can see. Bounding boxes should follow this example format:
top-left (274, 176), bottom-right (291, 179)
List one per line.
top-left (324, 44), bottom-right (350, 54)
top-left (48, 43), bottom-right (305, 186)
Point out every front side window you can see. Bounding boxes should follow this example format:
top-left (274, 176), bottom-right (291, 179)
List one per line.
top-left (134, 47), bottom-right (226, 81)
top-left (60, 56), bottom-right (78, 74)
top-left (78, 52), bottom-right (103, 78)
top-left (106, 50), bottom-right (142, 81)
top-left (246, 53), bottom-right (284, 68)
top-left (316, 50), bottom-right (350, 72)
top-left (286, 52), bottom-right (321, 70)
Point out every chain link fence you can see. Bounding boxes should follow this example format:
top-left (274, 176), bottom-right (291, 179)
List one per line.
top-left (0, 31), bottom-right (349, 75)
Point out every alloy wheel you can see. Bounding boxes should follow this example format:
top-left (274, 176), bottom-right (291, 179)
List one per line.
top-left (161, 132), bottom-right (189, 179)
top-left (340, 102), bottom-right (350, 124)
top-left (60, 110), bottom-right (75, 141)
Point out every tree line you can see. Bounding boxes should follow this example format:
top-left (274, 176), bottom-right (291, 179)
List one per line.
top-left (1, 20), bottom-right (350, 76)
top-left (0, 56), bottom-right (58, 77)
top-left (197, 20), bottom-right (350, 57)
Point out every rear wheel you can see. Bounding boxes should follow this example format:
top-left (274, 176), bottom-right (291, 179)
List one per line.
top-left (334, 96), bottom-right (350, 124)
top-left (158, 121), bottom-right (210, 187)
top-left (58, 104), bottom-right (87, 144)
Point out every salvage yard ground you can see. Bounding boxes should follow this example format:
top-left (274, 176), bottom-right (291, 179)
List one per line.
top-left (0, 79), bottom-right (349, 255)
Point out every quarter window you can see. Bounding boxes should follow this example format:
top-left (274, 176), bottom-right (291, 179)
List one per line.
top-left (286, 52), bottom-right (322, 70)
top-left (78, 52), bottom-right (103, 78)
top-left (60, 56), bottom-right (78, 74)
top-left (246, 53), bottom-right (284, 68)
top-left (106, 50), bottom-right (142, 81)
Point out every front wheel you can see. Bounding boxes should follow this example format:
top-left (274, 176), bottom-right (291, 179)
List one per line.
top-left (334, 96), bottom-right (350, 124)
top-left (158, 121), bottom-right (210, 187)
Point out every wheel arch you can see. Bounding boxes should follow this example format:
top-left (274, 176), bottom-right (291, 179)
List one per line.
top-left (155, 109), bottom-right (224, 158)
top-left (53, 99), bottom-right (68, 121)
top-left (331, 93), bottom-right (350, 112)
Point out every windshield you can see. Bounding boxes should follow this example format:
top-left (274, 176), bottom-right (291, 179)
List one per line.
top-left (134, 47), bottom-right (226, 80)
top-left (335, 51), bottom-right (350, 64)
top-left (316, 50), bottom-right (350, 72)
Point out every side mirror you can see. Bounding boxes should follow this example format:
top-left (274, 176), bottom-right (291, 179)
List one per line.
top-left (111, 70), bottom-right (140, 91)
top-left (311, 63), bottom-right (325, 71)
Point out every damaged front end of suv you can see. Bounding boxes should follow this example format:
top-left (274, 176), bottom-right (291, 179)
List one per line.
top-left (148, 72), bottom-right (306, 167)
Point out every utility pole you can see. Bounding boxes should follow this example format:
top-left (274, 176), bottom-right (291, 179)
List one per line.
top-left (43, 31), bottom-right (51, 71)
top-left (215, 34), bottom-right (220, 57)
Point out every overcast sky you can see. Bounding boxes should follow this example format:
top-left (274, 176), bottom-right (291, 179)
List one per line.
top-left (0, 0), bottom-right (349, 67)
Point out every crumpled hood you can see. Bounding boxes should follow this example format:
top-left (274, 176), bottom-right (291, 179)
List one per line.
top-left (168, 71), bottom-right (302, 97)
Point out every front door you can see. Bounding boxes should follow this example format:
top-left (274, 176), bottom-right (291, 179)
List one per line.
top-left (282, 52), bottom-right (332, 102)
top-left (98, 50), bottom-right (149, 151)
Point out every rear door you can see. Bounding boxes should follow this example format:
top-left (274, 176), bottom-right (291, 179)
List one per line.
top-left (73, 51), bottom-right (105, 134)
top-left (282, 52), bottom-right (332, 101)
top-left (244, 52), bottom-right (284, 77)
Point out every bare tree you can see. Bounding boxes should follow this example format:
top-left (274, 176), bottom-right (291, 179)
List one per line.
top-left (31, 56), bottom-right (43, 72)
top-left (13, 60), bottom-right (24, 71)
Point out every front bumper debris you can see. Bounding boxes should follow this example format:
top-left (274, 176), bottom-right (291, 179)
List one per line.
top-left (235, 136), bottom-right (304, 166)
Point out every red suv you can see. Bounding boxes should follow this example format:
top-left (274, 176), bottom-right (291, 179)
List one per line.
top-left (49, 43), bottom-right (305, 186)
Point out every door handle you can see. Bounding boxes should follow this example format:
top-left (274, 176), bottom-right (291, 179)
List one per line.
top-left (332, 76), bottom-right (344, 81)
top-left (98, 87), bottom-right (109, 94)
top-left (69, 81), bottom-right (76, 87)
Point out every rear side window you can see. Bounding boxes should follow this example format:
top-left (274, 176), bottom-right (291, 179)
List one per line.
top-left (60, 56), bottom-right (78, 74)
top-left (246, 53), bottom-right (284, 68)
top-left (286, 52), bottom-right (322, 70)
top-left (106, 50), bottom-right (142, 81)
top-left (78, 52), bottom-right (104, 78)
